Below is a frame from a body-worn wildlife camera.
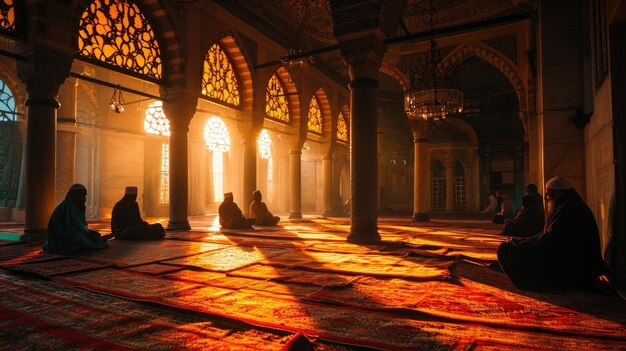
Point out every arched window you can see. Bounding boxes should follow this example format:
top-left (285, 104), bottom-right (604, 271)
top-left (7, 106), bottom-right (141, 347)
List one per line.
top-left (204, 117), bottom-right (231, 202)
top-left (0, 0), bottom-right (15, 33)
top-left (265, 73), bottom-right (289, 122)
top-left (78, 0), bottom-right (162, 80)
top-left (454, 160), bottom-right (466, 208)
top-left (337, 112), bottom-right (348, 143)
top-left (431, 160), bottom-right (445, 210)
top-left (257, 129), bottom-right (271, 160)
top-left (0, 79), bottom-right (16, 122)
top-left (144, 101), bottom-right (170, 204)
top-left (307, 95), bottom-right (322, 134)
top-left (202, 43), bottom-right (240, 107)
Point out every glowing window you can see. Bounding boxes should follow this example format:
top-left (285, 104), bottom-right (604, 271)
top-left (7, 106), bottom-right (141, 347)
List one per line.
top-left (0, 79), bottom-right (16, 122)
top-left (267, 156), bottom-right (273, 202)
top-left (78, 0), bottom-right (162, 80)
top-left (257, 129), bottom-right (271, 159)
top-left (144, 101), bottom-right (170, 136)
top-left (159, 143), bottom-right (169, 204)
top-left (337, 112), bottom-right (348, 142)
top-left (202, 43), bottom-right (240, 107)
top-left (0, 0), bottom-right (15, 32)
top-left (307, 95), bottom-right (322, 134)
top-left (204, 117), bottom-right (230, 202)
top-left (265, 74), bottom-right (289, 122)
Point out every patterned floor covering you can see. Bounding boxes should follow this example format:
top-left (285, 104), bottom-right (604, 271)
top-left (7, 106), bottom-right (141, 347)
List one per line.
top-left (0, 215), bottom-right (625, 350)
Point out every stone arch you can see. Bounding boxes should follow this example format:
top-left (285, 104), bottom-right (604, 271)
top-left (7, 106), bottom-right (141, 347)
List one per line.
top-left (0, 58), bottom-right (26, 119)
top-left (442, 42), bottom-right (527, 113)
top-left (71, 0), bottom-right (184, 84)
top-left (380, 62), bottom-right (409, 92)
top-left (311, 86), bottom-right (332, 136)
top-left (273, 66), bottom-right (300, 127)
top-left (206, 30), bottom-right (255, 112)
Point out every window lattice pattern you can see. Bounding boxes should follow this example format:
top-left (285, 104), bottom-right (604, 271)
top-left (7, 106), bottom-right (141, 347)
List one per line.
top-left (0, 0), bottom-right (15, 32)
top-left (204, 117), bottom-right (231, 153)
top-left (432, 178), bottom-right (445, 209)
top-left (78, 0), bottom-right (162, 79)
top-left (202, 43), bottom-right (240, 106)
top-left (212, 151), bottom-right (224, 202)
top-left (267, 156), bottom-right (273, 202)
top-left (257, 129), bottom-right (271, 159)
top-left (265, 74), bottom-right (289, 122)
top-left (144, 101), bottom-right (170, 136)
top-left (307, 95), bottom-right (322, 134)
top-left (455, 176), bottom-right (466, 208)
top-left (159, 143), bottom-right (169, 204)
top-left (337, 112), bottom-right (348, 142)
top-left (0, 80), bottom-right (16, 122)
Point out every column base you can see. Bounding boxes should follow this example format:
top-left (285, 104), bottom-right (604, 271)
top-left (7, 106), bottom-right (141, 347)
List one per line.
top-left (166, 220), bottom-right (191, 231)
top-left (413, 212), bottom-right (430, 222)
top-left (347, 228), bottom-right (381, 244)
top-left (288, 212), bottom-right (302, 219)
top-left (20, 230), bottom-right (48, 242)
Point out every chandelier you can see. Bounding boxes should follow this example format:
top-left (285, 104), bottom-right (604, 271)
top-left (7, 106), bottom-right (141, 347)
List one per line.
top-left (109, 85), bottom-right (126, 113)
top-left (404, 1), bottom-right (463, 120)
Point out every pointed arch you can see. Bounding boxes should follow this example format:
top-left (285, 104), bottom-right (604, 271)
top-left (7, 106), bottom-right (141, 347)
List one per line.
top-left (442, 42), bottom-right (527, 113)
top-left (380, 62), bottom-right (409, 92)
top-left (310, 86), bottom-right (331, 136)
top-left (338, 102), bottom-right (350, 144)
top-left (202, 42), bottom-right (241, 107)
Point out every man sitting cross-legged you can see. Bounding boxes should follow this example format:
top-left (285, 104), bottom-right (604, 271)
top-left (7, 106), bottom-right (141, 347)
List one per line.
top-left (249, 190), bottom-right (280, 226)
top-left (219, 192), bottom-right (255, 229)
top-left (111, 186), bottom-right (165, 240)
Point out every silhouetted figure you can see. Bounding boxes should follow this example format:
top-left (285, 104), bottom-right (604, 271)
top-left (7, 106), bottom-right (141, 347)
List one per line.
top-left (492, 190), bottom-right (515, 224)
top-left (500, 195), bottom-right (545, 237)
top-left (44, 184), bottom-right (111, 254)
top-left (111, 186), bottom-right (165, 240)
top-left (497, 176), bottom-right (610, 292)
top-left (526, 183), bottom-right (544, 209)
top-left (249, 190), bottom-right (280, 226)
top-left (481, 192), bottom-right (498, 214)
top-left (219, 192), bottom-right (255, 229)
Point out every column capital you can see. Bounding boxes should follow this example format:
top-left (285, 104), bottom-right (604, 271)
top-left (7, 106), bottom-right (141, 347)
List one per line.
top-left (162, 89), bottom-right (198, 131)
top-left (339, 35), bottom-right (384, 81)
top-left (410, 119), bottom-right (430, 142)
top-left (17, 46), bottom-right (74, 103)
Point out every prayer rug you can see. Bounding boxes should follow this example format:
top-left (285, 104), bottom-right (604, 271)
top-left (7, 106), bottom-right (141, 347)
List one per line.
top-left (3, 258), bottom-right (108, 277)
top-left (68, 239), bottom-right (228, 267)
top-left (0, 250), bottom-right (62, 266)
top-left (51, 268), bottom-right (626, 351)
top-left (0, 272), bottom-right (294, 350)
top-left (0, 244), bottom-right (46, 261)
top-left (126, 263), bottom-right (185, 275)
top-left (228, 264), bottom-right (362, 287)
top-left (163, 246), bottom-right (291, 272)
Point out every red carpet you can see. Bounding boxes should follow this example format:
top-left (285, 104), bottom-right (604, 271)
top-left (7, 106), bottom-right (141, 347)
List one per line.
top-left (163, 246), bottom-right (290, 272)
top-left (3, 258), bottom-right (108, 277)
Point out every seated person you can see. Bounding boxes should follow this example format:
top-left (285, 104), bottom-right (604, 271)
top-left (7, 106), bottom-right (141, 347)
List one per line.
top-left (497, 176), bottom-right (610, 292)
top-left (481, 192), bottom-right (498, 214)
top-left (219, 192), bottom-right (255, 229)
top-left (500, 195), bottom-right (545, 237)
top-left (44, 184), bottom-right (111, 254)
top-left (492, 190), bottom-right (516, 224)
top-left (111, 186), bottom-right (165, 240)
top-left (526, 183), bottom-right (544, 209)
top-left (249, 190), bottom-right (280, 226)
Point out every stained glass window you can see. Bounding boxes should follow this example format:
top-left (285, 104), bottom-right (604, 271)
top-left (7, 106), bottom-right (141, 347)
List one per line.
top-left (202, 43), bottom-right (240, 107)
top-left (265, 74), bottom-right (289, 122)
top-left (144, 101), bottom-right (170, 136)
top-left (337, 112), bottom-right (348, 142)
top-left (307, 95), bottom-right (322, 134)
top-left (0, 79), bottom-right (16, 122)
top-left (204, 117), bottom-right (231, 152)
top-left (159, 143), bottom-right (169, 204)
top-left (78, 0), bottom-right (162, 80)
top-left (0, 0), bottom-right (15, 32)
top-left (257, 129), bottom-right (271, 159)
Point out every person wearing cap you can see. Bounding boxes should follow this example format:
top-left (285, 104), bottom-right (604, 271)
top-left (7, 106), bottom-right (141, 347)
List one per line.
top-left (219, 192), bottom-right (255, 229)
top-left (44, 184), bottom-right (111, 253)
top-left (111, 186), bottom-right (165, 240)
top-left (500, 194), bottom-right (544, 238)
top-left (497, 176), bottom-right (610, 292)
top-left (249, 190), bottom-right (280, 226)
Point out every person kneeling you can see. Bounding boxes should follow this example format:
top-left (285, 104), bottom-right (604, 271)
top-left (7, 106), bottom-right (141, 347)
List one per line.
top-left (219, 192), bottom-right (255, 229)
top-left (44, 184), bottom-right (111, 254)
top-left (500, 195), bottom-right (545, 238)
top-left (111, 186), bottom-right (165, 240)
top-left (250, 190), bottom-right (280, 226)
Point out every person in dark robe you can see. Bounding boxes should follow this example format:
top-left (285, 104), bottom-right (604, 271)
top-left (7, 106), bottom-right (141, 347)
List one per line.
top-left (44, 184), bottom-right (111, 254)
top-left (492, 190), bottom-right (515, 224)
top-left (249, 190), bottom-right (280, 226)
top-left (526, 183), bottom-right (544, 209)
top-left (500, 195), bottom-right (545, 238)
top-left (111, 186), bottom-right (165, 240)
top-left (219, 192), bottom-right (255, 229)
top-left (497, 176), bottom-right (610, 292)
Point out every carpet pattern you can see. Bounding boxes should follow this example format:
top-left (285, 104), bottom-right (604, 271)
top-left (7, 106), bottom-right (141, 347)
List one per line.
top-left (3, 258), bottom-right (108, 277)
top-left (164, 246), bottom-right (291, 272)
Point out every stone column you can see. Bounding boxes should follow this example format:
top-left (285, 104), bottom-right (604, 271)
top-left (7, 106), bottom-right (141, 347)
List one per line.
top-left (411, 120), bottom-right (430, 221)
top-left (444, 152), bottom-right (456, 211)
top-left (163, 94), bottom-right (198, 230)
top-left (464, 151), bottom-right (476, 212)
top-left (289, 144), bottom-right (303, 219)
top-left (241, 130), bottom-right (259, 217)
top-left (340, 36), bottom-right (383, 243)
top-left (322, 153), bottom-right (333, 217)
top-left (17, 50), bottom-right (72, 239)
top-left (56, 77), bottom-right (78, 203)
